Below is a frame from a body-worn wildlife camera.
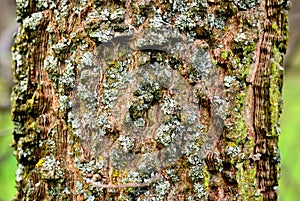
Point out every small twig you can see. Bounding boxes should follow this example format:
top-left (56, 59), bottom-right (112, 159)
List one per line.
top-left (86, 175), bottom-right (161, 189)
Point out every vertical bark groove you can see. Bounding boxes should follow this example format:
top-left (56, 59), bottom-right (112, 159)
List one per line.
top-left (253, 0), bottom-right (288, 200)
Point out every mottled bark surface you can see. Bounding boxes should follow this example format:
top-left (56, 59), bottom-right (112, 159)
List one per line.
top-left (11, 0), bottom-right (288, 200)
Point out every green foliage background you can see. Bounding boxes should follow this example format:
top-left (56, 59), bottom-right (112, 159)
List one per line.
top-left (0, 112), bottom-right (15, 201)
top-left (279, 65), bottom-right (300, 201)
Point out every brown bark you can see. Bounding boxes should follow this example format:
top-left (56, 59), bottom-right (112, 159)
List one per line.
top-left (12, 0), bottom-right (288, 200)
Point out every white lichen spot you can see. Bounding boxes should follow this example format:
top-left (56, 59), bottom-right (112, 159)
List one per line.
top-left (36, 0), bottom-right (56, 9)
top-left (225, 144), bottom-right (241, 158)
top-left (12, 52), bottom-right (23, 67)
top-left (156, 120), bottom-right (180, 146)
top-left (118, 135), bottom-right (135, 152)
top-left (123, 171), bottom-right (143, 184)
top-left (86, 10), bottom-right (100, 22)
top-left (23, 12), bottom-right (43, 30)
top-left (16, 164), bottom-right (25, 182)
top-left (59, 95), bottom-right (72, 112)
top-left (234, 0), bottom-right (259, 9)
top-left (41, 155), bottom-right (64, 180)
top-left (133, 118), bottom-right (145, 128)
top-left (224, 76), bottom-right (236, 88)
top-left (60, 60), bottom-right (76, 89)
top-left (59, 0), bottom-right (69, 18)
top-left (234, 33), bottom-right (248, 44)
top-left (161, 97), bottom-right (180, 115)
top-left (16, 0), bottom-right (29, 10)
top-left (82, 52), bottom-right (94, 66)
top-left (85, 195), bottom-right (96, 201)
top-left (16, 0), bottom-right (29, 20)
top-left (44, 55), bottom-right (58, 71)
top-left (110, 8), bottom-right (125, 21)
top-left (51, 40), bottom-right (69, 54)
top-left (76, 181), bottom-right (84, 194)
top-left (193, 183), bottom-right (206, 198)
top-left (155, 180), bottom-right (170, 197)
top-left (46, 23), bottom-right (55, 33)
top-left (150, 15), bottom-right (168, 29)
top-left (89, 29), bottom-right (113, 43)
top-left (62, 187), bottom-right (71, 195)
top-left (100, 8), bottom-right (110, 20)
top-left (175, 13), bottom-right (196, 31)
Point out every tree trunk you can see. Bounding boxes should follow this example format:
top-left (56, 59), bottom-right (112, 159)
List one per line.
top-left (11, 0), bottom-right (288, 200)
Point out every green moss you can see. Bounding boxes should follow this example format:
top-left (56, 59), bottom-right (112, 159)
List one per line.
top-left (236, 161), bottom-right (263, 200)
top-left (269, 45), bottom-right (284, 137)
top-left (221, 50), bottom-right (228, 59)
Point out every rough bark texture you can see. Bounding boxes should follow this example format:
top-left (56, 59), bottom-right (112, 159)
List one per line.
top-left (11, 0), bottom-right (288, 200)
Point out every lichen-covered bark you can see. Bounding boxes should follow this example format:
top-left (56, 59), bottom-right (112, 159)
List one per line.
top-left (252, 1), bottom-right (288, 200)
top-left (11, 0), bottom-right (288, 200)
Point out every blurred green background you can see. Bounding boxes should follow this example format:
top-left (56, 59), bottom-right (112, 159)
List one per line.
top-left (0, 1), bottom-right (299, 200)
top-left (0, 1), bottom-right (17, 200)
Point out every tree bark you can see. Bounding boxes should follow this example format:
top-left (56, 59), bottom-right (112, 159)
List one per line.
top-left (11, 0), bottom-right (288, 200)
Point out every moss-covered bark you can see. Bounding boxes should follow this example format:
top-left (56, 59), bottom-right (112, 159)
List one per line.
top-left (11, 0), bottom-right (288, 200)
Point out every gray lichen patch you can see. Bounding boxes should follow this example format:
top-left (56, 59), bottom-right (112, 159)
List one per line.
top-left (233, 0), bottom-right (260, 10)
top-left (23, 12), bottom-right (44, 30)
top-left (67, 12), bottom-right (228, 198)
